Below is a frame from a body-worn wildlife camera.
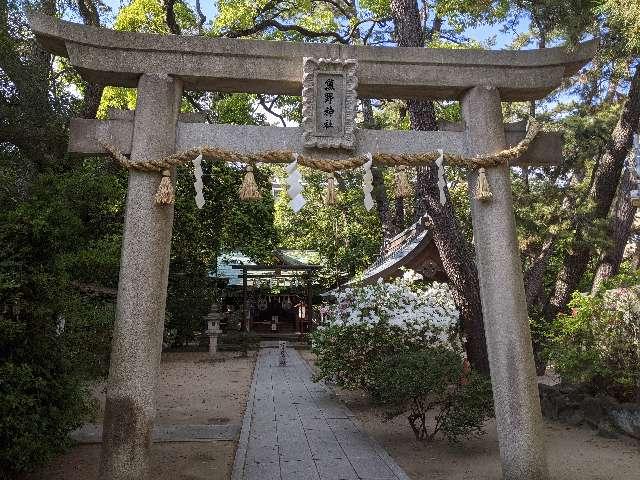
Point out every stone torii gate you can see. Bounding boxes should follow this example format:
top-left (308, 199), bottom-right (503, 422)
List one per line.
top-left (29, 13), bottom-right (595, 480)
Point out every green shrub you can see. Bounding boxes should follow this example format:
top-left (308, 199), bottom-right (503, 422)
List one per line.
top-left (0, 315), bottom-right (94, 478)
top-left (369, 349), bottom-right (494, 442)
top-left (59, 295), bottom-right (114, 380)
top-left (165, 262), bottom-right (215, 347)
top-left (548, 275), bottom-right (640, 402)
top-left (311, 321), bottom-right (411, 389)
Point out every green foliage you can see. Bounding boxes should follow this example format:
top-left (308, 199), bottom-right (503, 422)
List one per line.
top-left (358, 0), bottom-right (391, 18)
top-left (0, 322), bottom-right (93, 477)
top-left (599, 0), bottom-right (640, 53)
top-left (115, 0), bottom-right (197, 33)
top-left (274, 167), bottom-right (381, 287)
top-left (312, 321), bottom-right (414, 389)
top-left (547, 273), bottom-right (640, 402)
top-left (369, 349), bottom-right (494, 442)
top-left (0, 164), bottom-right (117, 480)
top-left (166, 158), bottom-right (277, 345)
top-left (214, 93), bottom-right (267, 125)
top-left (59, 295), bottom-right (115, 380)
top-left (373, 100), bottom-right (412, 130)
top-left (97, 87), bottom-right (137, 119)
top-left (212, 0), bottom-right (340, 40)
top-left (3, 0), bottom-right (638, 470)
top-left (310, 280), bottom-right (491, 441)
top-left (97, 0), bottom-right (197, 118)
top-left (0, 269), bottom-right (104, 476)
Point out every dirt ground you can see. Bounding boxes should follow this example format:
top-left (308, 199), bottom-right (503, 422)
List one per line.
top-left (301, 351), bottom-right (640, 480)
top-left (22, 351), bottom-right (256, 480)
top-left (21, 349), bottom-right (640, 480)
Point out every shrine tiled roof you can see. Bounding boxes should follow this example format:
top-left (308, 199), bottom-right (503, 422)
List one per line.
top-left (344, 219), bottom-right (435, 287)
top-left (213, 250), bottom-right (320, 286)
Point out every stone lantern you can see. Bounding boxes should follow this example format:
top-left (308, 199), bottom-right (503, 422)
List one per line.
top-left (205, 304), bottom-right (223, 358)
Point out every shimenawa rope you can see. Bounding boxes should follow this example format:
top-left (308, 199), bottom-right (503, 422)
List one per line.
top-left (98, 119), bottom-right (540, 206)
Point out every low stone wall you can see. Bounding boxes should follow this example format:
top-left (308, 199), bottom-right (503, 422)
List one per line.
top-left (539, 384), bottom-right (640, 439)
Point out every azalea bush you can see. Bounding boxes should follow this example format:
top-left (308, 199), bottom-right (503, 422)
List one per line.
top-left (548, 274), bottom-right (640, 402)
top-left (369, 348), bottom-right (494, 442)
top-left (311, 272), bottom-right (494, 441)
top-left (311, 272), bottom-right (461, 390)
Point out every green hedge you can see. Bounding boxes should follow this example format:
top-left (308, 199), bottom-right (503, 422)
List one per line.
top-left (0, 315), bottom-right (94, 477)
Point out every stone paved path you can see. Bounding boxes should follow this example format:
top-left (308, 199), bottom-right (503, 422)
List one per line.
top-left (232, 346), bottom-right (411, 480)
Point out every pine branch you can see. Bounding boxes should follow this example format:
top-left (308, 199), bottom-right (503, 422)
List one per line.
top-left (164, 0), bottom-right (181, 35)
top-left (224, 18), bottom-right (350, 43)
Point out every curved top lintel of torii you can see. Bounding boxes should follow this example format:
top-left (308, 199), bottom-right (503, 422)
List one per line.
top-left (28, 13), bottom-right (597, 102)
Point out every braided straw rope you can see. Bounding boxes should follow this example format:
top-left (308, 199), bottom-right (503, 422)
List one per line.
top-left (98, 119), bottom-right (540, 205)
top-left (99, 119), bottom-right (539, 174)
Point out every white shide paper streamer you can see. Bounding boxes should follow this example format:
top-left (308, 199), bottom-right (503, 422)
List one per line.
top-left (363, 153), bottom-right (375, 211)
top-left (192, 154), bottom-right (205, 209)
top-left (435, 149), bottom-right (446, 206)
top-left (286, 154), bottom-right (306, 213)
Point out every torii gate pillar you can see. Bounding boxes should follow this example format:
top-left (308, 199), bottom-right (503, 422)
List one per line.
top-left (99, 74), bottom-right (183, 480)
top-left (463, 85), bottom-right (549, 480)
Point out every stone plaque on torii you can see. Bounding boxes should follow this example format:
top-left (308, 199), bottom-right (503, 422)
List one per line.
top-left (28, 13), bottom-right (595, 480)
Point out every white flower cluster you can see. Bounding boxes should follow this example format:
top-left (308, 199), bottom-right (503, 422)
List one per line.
top-left (321, 270), bottom-right (460, 346)
top-left (604, 286), bottom-right (640, 319)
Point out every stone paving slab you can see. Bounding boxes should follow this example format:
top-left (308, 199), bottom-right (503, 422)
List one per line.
top-left (232, 346), bottom-right (412, 480)
top-left (71, 423), bottom-right (240, 443)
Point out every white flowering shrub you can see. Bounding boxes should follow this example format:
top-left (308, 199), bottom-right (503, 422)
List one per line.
top-left (311, 272), bottom-right (462, 390)
top-left (312, 273), bottom-right (495, 441)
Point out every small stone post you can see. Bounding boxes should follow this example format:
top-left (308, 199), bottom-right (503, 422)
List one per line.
top-left (205, 304), bottom-right (223, 358)
top-left (462, 86), bottom-right (549, 480)
top-left (278, 341), bottom-right (287, 366)
top-left (99, 74), bottom-right (183, 480)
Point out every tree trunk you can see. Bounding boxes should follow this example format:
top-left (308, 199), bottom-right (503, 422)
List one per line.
top-left (394, 196), bottom-right (406, 232)
top-left (389, 0), bottom-right (489, 374)
top-left (390, 0), bottom-right (424, 47)
top-left (80, 82), bottom-right (105, 119)
top-left (372, 166), bottom-right (395, 241)
top-left (524, 235), bottom-right (557, 306)
top-left (363, 99), bottom-right (396, 241)
top-left (632, 238), bottom-right (640, 269)
top-left (549, 65), bottom-right (640, 316)
top-left (592, 167), bottom-right (638, 292)
top-left (76, 0), bottom-right (104, 118)
top-left (164, 0), bottom-right (182, 35)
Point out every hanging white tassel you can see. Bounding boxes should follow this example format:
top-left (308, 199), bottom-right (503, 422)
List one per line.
top-left (154, 169), bottom-right (175, 206)
top-left (435, 149), bottom-right (446, 206)
top-left (395, 167), bottom-right (411, 198)
top-left (362, 153), bottom-right (375, 211)
top-left (324, 173), bottom-right (337, 205)
top-left (474, 168), bottom-right (493, 202)
top-left (239, 165), bottom-right (262, 201)
top-left (192, 153), bottom-right (205, 209)
top-left (286, 154), bottom-right (306, 212)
